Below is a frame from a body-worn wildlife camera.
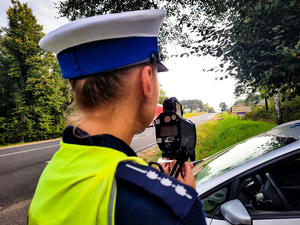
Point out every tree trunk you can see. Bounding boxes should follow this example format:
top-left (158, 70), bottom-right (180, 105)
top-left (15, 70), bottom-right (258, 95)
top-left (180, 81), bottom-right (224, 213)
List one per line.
top-left (274, 89), bottom-right (282, 125)
top-left (265, 98), bottom-right (268, 111)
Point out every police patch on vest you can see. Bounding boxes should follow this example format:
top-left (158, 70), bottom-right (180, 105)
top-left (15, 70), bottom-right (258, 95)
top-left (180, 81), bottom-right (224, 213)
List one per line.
top-left (125, 163), bottom-right (193, 199)
top-left (115, 161), bottom-right (198, 221)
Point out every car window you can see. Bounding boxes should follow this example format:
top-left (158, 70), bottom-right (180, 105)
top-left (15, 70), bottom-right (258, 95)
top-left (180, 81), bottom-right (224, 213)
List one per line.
top-left (239, 156), bottom-right (300, 212)
top-left (194, 135), bottom-right (296, 187)
top-left (202, 186), bottom-right (229, 214)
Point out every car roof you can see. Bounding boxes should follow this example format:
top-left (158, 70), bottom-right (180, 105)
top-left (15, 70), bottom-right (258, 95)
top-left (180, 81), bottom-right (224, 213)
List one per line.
top-left (267, 120), bottom-right (300, 139)
top-left (196, 120), bottom-right (300, 196)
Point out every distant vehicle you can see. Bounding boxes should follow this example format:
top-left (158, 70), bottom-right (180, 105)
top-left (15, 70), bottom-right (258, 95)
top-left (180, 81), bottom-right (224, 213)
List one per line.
top-left (149, 104), bottom-right (163, 127)
top-left (193, 120), bottom-right (300, 225)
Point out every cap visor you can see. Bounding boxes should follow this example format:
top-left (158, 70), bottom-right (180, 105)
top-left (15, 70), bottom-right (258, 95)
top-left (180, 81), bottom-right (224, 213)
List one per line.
top-left (157, 62), bottom-right (169, 72)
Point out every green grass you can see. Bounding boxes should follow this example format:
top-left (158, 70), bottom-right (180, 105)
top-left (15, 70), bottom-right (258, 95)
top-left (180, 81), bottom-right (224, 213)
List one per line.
top-left (195, 115), bottom-right (276, 160)
top-left (217, 112), bottom-right (232, 118)
top-left (183, 112), bottom-right (207, 119)
top-left (137, 146), bottom-right (161, 163)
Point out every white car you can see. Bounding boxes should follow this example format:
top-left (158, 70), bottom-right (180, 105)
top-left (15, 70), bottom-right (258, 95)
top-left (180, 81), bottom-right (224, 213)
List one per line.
top-left (193, 120), bottom-right (300, 225)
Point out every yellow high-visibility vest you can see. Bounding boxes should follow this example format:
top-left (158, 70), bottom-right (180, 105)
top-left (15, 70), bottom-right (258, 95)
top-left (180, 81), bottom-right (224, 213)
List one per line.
top-left (28, 141), bottom-right (147, 225)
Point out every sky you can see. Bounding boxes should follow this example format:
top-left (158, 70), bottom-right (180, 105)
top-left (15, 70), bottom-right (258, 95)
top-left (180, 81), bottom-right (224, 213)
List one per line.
top-left (0, 0), bottom-right (238, 111)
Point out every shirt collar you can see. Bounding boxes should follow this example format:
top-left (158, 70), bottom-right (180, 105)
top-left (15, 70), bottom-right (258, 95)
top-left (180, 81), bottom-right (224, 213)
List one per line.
top-left (62, 125), bottom-right (137, 157)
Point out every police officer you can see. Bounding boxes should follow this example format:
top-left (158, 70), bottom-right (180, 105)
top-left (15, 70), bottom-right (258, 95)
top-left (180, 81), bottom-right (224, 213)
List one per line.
top-left (28, 9), bottom-right (206, 225)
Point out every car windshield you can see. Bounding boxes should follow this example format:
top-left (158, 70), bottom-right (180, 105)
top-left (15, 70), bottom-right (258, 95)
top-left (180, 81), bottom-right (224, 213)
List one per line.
top-left (194, 134), bottom-right (296, 186)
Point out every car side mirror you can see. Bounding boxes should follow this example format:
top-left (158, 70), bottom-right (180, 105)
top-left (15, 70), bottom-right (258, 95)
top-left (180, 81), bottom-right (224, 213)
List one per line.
top-left (220, 199), bottom-right (251, 225)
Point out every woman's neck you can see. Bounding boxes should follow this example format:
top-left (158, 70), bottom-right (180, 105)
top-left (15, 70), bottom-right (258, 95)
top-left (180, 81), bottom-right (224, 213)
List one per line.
top-left (79, 105), bottom-right (143, 146)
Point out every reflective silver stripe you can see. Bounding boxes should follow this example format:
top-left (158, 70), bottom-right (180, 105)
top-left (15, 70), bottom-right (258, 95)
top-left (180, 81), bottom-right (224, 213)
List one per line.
top-left (108, 178), bottom-right (117, 225)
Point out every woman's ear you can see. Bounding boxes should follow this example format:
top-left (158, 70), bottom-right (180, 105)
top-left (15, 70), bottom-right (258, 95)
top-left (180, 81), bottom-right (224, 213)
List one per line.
top-left (141, 65), bottom-right (155, 100)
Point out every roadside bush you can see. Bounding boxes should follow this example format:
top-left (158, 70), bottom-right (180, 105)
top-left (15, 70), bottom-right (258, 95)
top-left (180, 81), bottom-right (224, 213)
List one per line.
top-left (246, 105), bottom-right (277, 123)
top-left (281, 96), bottom-right (300, 123)
top-left (247, 96), bottom-right (300, 124)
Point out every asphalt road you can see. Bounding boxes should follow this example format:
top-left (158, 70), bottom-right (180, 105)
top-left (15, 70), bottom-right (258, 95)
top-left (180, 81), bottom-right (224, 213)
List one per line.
top-left (0, 113), bottom-right (215, 224)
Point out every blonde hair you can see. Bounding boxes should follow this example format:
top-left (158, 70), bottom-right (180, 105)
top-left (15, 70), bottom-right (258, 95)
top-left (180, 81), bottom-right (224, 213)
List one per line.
top-left (66, 63), bottom-right (157, 126)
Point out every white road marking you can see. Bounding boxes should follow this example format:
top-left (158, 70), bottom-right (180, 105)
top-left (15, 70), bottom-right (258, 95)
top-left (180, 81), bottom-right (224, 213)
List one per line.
top-left (146, 133), bottom-right (153, 136)
top-left (0, 144), bottom-right (60, 158)
top-left (132, 137), bottom-right (139, 140)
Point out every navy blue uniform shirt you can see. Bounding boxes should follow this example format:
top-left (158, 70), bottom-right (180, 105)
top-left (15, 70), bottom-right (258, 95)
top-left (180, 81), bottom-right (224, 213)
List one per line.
top-left (63, 126), bottom-right (207, 225)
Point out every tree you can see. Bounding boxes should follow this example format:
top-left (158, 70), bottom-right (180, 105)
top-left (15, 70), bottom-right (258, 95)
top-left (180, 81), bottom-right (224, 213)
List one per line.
top-left (158, 84), bottom-right (167, 104)
top-left (197, 100), bottom-right (204, 111)
top-left (219, 102), bottom-right (227, 111)
top-left (0, 0), bottom-right (70, 144)
top-left (234, 99), bottom-right (245, 105)
top-left (55, 0), bottom-right (192, 55)
top-left (0, 36), bottom-right (11, 116)
top-left (234, 94), bottom-right (259, 106)
top-left (180, 99), bottom-right (204, 111)
top-left (203, 103), bottom-right (209, 112)
top-left (185, 0), bottom-right (300, 124)
top-left (245, 93), bottom-right (260, 107)
top-left (208, 107), bottom-right (215, 113)
top-left (1, 0), bottom-right (45, 142)
top-left (189, 1), bottom-right (300, 93)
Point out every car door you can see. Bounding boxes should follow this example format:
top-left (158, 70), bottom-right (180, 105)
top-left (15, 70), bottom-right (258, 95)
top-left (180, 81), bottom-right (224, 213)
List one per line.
top-left (203, 152), bottom-right (300, 225)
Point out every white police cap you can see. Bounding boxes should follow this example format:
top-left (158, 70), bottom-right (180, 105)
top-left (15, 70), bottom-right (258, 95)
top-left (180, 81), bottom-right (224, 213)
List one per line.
top-left (39, 9), bottom-right (168, 79)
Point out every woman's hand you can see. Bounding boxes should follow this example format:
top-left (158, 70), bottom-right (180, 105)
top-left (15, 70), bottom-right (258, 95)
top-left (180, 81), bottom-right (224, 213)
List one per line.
top-left (160, 161), bottom-right (171, 174)
top-left (177, 162), bottom-right (196, 189)
top-left (161, 160), bottom-right (196, 189)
